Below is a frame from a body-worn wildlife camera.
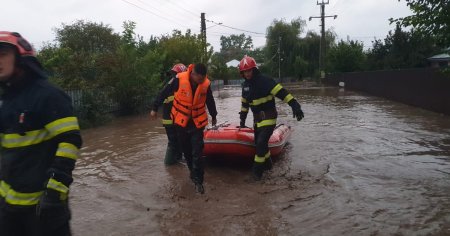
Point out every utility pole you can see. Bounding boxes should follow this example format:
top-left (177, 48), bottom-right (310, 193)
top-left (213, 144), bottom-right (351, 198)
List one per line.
top-left (200, 13), bottom-right (207, 64)
top-left (309, 0), bottom-right (337, 79)
top-left (278, 36), bottom-right (281, 82)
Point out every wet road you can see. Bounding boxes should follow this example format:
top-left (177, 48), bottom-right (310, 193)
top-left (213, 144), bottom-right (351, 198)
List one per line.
top-left (71, 87), bottom-right (450, 236)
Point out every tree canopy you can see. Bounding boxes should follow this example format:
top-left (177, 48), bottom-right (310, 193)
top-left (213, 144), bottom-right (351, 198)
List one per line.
top-left (391, 0), bottom-right (450, 48)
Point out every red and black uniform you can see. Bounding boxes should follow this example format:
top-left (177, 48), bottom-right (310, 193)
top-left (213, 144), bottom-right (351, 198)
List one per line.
top-left (161, 64), bottom-right (217, 186)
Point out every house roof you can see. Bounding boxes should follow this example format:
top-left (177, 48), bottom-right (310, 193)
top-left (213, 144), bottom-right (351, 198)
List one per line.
top-left (226, 59), bottom-right (240, 68)
top-left (428, 53), bottom-right (450, 61)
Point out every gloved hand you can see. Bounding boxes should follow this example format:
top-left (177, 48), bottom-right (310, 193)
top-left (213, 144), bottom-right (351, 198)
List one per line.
top-left (240, 120), bottom-right (247, 128)
top-left (211, 117), bottom-right (217, 126)
top-left (36, 189), bottom-right (70, 220)
top-left (291, 102), bottom-right (304, 121)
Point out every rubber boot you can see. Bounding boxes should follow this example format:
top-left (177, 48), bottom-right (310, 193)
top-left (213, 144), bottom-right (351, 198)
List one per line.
top-left (191, 171), bottom-right (205, 194)
top-left (264, 156), bottom-right (273, 170)
top-left (164, 146), bottom-right (178, 166)
top-left (175, 150), bottom-right (183, 162)
top-left (252, 162), bottom-right (265, 181)
top-left (194, 183), bottom-right (205, 194)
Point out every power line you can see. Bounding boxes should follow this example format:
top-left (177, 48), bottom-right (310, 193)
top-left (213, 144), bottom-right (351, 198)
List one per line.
top-left (206, 19), bottom-right (266, 35)
top-left (148, 0), bottom-right (200, 26)
top-left (134, 0), bottom-right (197, 29)
top-left (165, 0), bottom-right (199, 17)
top-left (120, 0), bottom-right (192, 29)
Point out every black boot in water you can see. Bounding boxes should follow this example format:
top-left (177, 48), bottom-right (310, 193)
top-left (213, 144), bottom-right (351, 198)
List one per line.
top-left (252, 163), bottom-right (265, 181)
top-left (195, 183), bottom-right (205, 194)
top-left (264, 157), bottom-right (273, 170)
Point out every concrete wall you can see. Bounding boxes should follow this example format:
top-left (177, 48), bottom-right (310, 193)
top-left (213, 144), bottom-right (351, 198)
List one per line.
top-left (325, 68), bottom-right (450, 115)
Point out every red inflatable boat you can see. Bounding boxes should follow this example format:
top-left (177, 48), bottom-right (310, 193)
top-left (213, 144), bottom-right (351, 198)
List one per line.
top-left (203, 123), bottom-right (292, 158)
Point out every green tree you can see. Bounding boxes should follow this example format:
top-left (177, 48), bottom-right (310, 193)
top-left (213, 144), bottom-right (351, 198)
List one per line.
top-left (266, 18), bottom-right (306, 80)
top-left (366, 39), bottom-right (389, 70)
top-left (110, 21), bottom-right (163, 115)
top-left (366, 24), bottom-right (440, 70)
top-left (327, 40), bottom-right (366, 73)
top-left (391, 0), bottom-right (450, 47)
top-left (264, 18), bottom-right (336, 80)
top-left (251, 47), bottom-right (265, 63)
top-left (158, 29), bottom-right (212, 71)
top-left (209, 53), bottom-right (231, 84)
top-left (39, 21), bottom-right (122, 89)
top-left (297, 30), bottom-right (336, 78)
top-left (38, 20), bottom-right (164, 125)
top-left (219, 34), bottom-right (253, 61)
top-left (55, 20), bottom-right (120, 53)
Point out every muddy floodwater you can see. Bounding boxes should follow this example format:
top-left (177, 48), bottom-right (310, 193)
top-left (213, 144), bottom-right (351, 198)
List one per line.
top-left (71, 87), bottom-right (450, 236)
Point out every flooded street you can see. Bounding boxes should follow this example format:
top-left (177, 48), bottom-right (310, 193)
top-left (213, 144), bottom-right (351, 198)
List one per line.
top-left (71, 87), bottom-right (450, 236)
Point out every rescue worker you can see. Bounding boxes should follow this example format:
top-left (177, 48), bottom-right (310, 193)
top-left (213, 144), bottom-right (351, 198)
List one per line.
top-left (238, 55), bottom-right (304, 181)
top-left (160, 63), bottom-right (217, 194)
top-left (150, 63), bottom-right (187, 165)
top-left (0, 32), bottom-right (82, 235)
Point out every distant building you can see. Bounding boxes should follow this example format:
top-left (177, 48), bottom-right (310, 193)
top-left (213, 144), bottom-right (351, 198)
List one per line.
top-left (428, 47), bottom-right (450, 68)
top-left (226, 59), bottom-right (240, 68)
top-left (226, 59), bottom-right (264, 68)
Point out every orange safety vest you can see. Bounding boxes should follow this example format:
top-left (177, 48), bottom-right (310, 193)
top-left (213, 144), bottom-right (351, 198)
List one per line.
top-left (171, 70), bottom-right (210, 128)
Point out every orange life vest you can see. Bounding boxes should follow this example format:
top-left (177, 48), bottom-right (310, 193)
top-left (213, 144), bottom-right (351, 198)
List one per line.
top-left (171, 69), bottom-right (210, 128)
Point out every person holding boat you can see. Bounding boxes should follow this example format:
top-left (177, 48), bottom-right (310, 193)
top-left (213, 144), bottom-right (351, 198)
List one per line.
top-left (158, 63), bottom-right (217, 194)
top-left (238, 55), bottom-right (304, 181)
top-left (150, 63), bottom-right (187, 165)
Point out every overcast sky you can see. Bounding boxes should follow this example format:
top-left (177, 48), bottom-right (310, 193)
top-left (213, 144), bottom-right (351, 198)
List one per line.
top-left (2, 0), bottom-right (413, 52)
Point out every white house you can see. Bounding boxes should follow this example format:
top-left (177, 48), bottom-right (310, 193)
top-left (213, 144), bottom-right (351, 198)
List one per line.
top-left (226, 59), bottom-right (240, 68)
top-left (428, 47), bottom-right (450, 68)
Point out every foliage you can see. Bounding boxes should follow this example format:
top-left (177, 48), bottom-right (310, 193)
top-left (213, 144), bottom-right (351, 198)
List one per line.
top-left (366, 24), bottom-right (440, 70)
top-left (37, 20), bottom-right (208, 126)
top-left (327, 40), bottom-right (366, 73)
top-left (265, 18), bottom-right (306, 79)
top-left (219, 34), bottom-right (253, 62)
top-left (55, 20), bottom-right (120, 53)
top-left (158, 29), bottom-right (212, 70)
top-left (209, 33), bottom-right (256, 83)
top-left (209, 52), bottom-right (240, 84)
top-left (262, 18), bottom-right (336, 80)
top-left (76, 89), bottom-right (113, 128)
top-left (391, 0), bottom-right (450, 47)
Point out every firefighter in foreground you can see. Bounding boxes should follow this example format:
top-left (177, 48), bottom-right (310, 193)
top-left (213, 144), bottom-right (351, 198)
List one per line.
top-left (158, 63), bottom-right (217, 194)
top-left (0, 32), bottom-right (82, 235)
top-left (150, 63), bottom-right (187, 165)
top-left (238, 55), bottom-right (304, 181)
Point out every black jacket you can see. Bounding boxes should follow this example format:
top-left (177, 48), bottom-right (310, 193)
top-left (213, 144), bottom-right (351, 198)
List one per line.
top-left (0, 75), bottom-right (82, 207)
top-left (152, 76), bottom-right (176, 126)
top-left (240, 71), bottom-right (299, 126)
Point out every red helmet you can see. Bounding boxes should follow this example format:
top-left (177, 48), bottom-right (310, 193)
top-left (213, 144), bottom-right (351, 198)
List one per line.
top-left (171, 63), bottom-right (187, 73)
top-left (239, 55), bottom-right (257, 71)
top-left (0, 31), bottom-right (36, 57)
